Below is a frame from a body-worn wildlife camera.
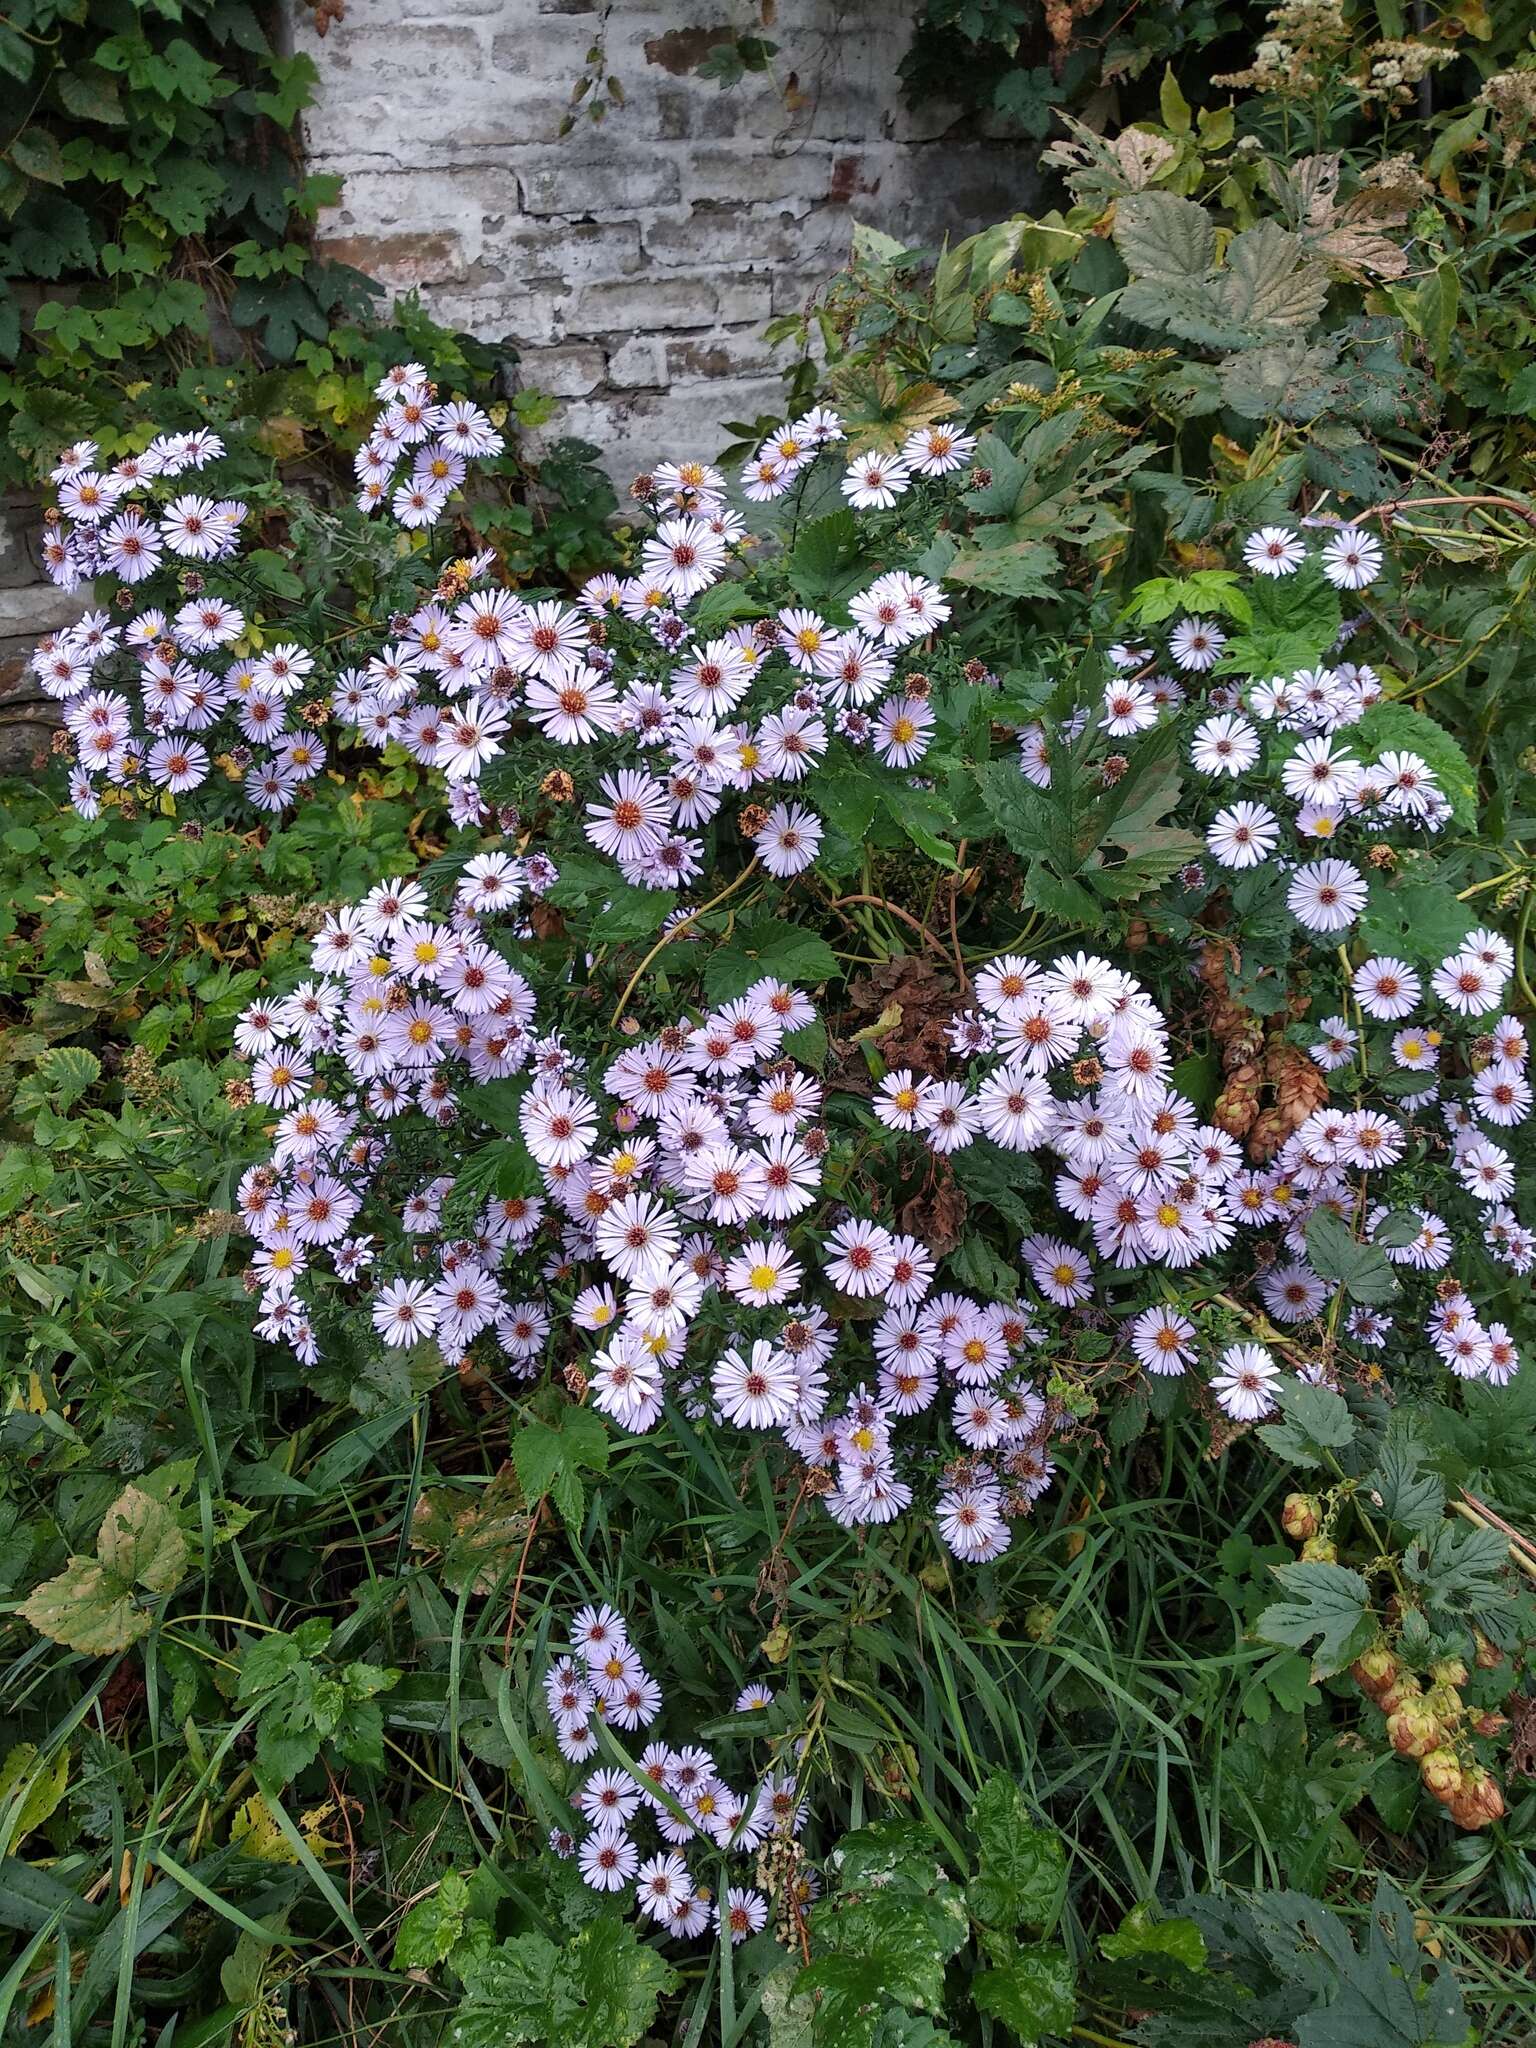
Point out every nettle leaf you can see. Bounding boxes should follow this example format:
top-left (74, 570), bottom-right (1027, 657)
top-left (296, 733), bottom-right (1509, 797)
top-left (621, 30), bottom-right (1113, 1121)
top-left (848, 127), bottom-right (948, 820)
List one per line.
top-left (1257, 1560), bottom-right (1376, 1679)
top-left (966, 1776), bottom-right (1066, 1932)
top-left (971, 1945), bottom-right (1077, 2042)
top-left (1258, 1379), bottom-right (1355, 1470)
top-left (1304, 1208), bottom-right (1398, 1306)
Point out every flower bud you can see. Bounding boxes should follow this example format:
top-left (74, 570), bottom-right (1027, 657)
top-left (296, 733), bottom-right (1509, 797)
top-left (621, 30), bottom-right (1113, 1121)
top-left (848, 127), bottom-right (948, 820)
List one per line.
top-left (1351, 1645), bottom-right (1396, 1697)
top-left (1299, 1535), bottom-right (1337, 1563)
top-left (1473, 1630), bottom-right (1503, 1671)
top-left (1387, 1703), bottom-right (1440, 1759)
top-left (1447, 1768), bottom-right (1504, 1831)
top-left (1423, 1683), bottom-right (1463, 1726)
top-left (1419, 1748), bottom-right (1463, 1802)
top-left (1429, 1657), bottom-right (1468, 1689)
top-left (1376, 1673), bottom-right (1421, 1715)
top-left (1282, 1492), bottom-right (1321, 1541)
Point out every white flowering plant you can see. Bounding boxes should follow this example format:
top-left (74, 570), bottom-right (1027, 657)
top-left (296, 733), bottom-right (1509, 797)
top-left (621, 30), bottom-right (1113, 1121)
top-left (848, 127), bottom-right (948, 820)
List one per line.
top-left (12, 345), bottom-right (1536, 2047)
top-left (203, 392), bottom-right (1533, 1843)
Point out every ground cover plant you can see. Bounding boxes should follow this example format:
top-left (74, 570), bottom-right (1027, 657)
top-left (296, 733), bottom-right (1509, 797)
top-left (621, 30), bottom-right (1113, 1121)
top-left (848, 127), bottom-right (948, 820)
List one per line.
top-left (3, 7), bottom-right (1536, 2047)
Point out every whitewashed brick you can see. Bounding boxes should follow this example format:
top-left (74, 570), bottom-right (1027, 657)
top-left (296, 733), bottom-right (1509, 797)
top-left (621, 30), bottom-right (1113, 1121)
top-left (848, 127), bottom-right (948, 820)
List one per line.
top-left (299, 0), bottom-right (1029, 478)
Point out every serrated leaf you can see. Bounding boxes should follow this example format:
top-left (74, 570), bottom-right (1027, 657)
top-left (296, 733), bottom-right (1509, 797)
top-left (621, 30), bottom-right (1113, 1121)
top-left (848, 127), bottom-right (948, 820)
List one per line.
top-left (394, 1868), bottom-right (471, 1969)
top-left (1304, 1208), bottom-right (1398, 1305)
top-left (786, 511), bottom-right (865, 606)
top-left (20, 1560), bottom-right (146, 1655)
top-left (1220, 221), bottom-right (1329, 337)
top-left (1099, 1903), bottom-right (1206, 1972)
top-left (702, 918), bottom-right (839, 1004)
top-left (96, 1484), bottom-right (188, 1594)
top-left (1258, 1380), bottom-right (1355, 1470)
top-left (1113, 192), bottom-right (1216, 284)
top-left (513, 1408), bottom-right (608, 1527)
top-left (972, 1945), bottom-right (1076, 2042)
top-left (454, 1914), bottom-right (676, 2048)
top-left (967, 1776), bottom-right (1066, 1931)
top-left (1367, 1422), bottom-right (1445, 1535)
top-left (1257, 1560), bottom-right (1375, 1679)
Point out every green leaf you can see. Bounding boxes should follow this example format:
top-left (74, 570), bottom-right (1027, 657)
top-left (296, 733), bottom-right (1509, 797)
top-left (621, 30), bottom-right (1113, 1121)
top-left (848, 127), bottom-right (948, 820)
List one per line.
top-left (1357, 873), bottom-right (1473, 967)
top-left (966, 1777), bottom-right (1066, 1932)
top-left (1352, 703), bottom-right (1477, 831)
top-left (589, 883), bottom-right (672, 945)
top-left (1294, 1877), bottom-right (1466, 2048)
top-left (513, 1407), bottom-right (608, 1526)
top-left (1304, 1207), bottom-right (1398, 1306)
top-left (1257, 1560), bottom-right (1375, 1679)
top-left (971, 1945), bottom-right (1076, 2042)
top-left (9, 127), bottom-right (69, 186)
top-left (787, 511), bottom-right (866, 606)
top-left (0, 1742), bottom-right (71, 1854)
top-left (1221, 221), bottom-right (1330, 336)
top-left (949, 1138), bottom-right (1039, 1234)
top-left (96, 1485), bottom-right (189, 1595)
top-left (1099, 1903), bottom-right (1206, 1972)
top-left (702, 918), bottom-right (840, 1003)
top-left (55, 68), bottom-right (126, 126)
top-left (19, 1560), bottom-right (146, 1655)
top-left (1113, 192), bottom-right (1216, 285)
top-left (1367, 1421), bottom-right (1445, 1536)
top-left (1258, 1379), bottom-right (1355, 1470)
top-left (454, 1914), bottom-right (677, 2048)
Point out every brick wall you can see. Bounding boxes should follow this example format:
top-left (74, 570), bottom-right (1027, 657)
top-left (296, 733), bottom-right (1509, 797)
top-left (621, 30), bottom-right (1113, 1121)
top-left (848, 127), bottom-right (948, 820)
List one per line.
top-left (300, 0), bottom-right (1031, 477)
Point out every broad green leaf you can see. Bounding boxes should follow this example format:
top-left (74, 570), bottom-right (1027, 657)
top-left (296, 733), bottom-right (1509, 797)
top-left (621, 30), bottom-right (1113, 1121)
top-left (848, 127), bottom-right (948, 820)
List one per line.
top-left (20, 1559), bottom-right (146, 1655)
top-left (0, 1742), bottom-right (70, 1854)
top-left (966, 1776), bottom-right (1066, 1931)
top-left (971, 1945), bottom-right (1076, 2041)
top-left (1257, 1560), bottom-right (1375, 1679)
top-left (1099, 1903), bottom-right (1207, 1972)
top-left (1367, 1422), bottom-right (1445, 1536)
top-left (703, 918), bottom-right (840, 1003)
top-left (1113, 192), bottom-right (1215, 284)
top-left (1258, 1380), bottom-right (1355, 1470)
top-left (454, 1914), bottom-right (676, 2048)
top-left (96, 1484), bottom-right (188, 1594)
top-left (1304, 1208), bottom-right (1398, 1306)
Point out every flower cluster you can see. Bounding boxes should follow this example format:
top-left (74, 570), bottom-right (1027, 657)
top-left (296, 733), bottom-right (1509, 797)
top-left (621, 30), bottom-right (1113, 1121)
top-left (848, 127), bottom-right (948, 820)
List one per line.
top-left (232, 854), bottom-right (1072, 1560)
top-left (542, 1603), bottom-right (810, 1945)
top-left (1023, 520), bottom-right (1468, 940)
top-left (33, 364), bottom-right (504, 818)
top-left (908, 938), bottom-right (1527, 1411)
top-left (320, 402), bottom-right (971, 881)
